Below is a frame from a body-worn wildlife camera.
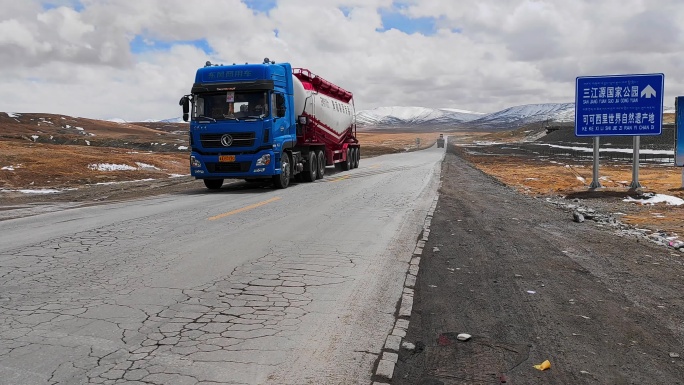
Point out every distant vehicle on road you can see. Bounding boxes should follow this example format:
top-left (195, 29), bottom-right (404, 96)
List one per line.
top-left (437, 134), bottom-right (445, 148)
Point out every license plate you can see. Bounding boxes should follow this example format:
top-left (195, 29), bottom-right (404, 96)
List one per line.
top-left (219, 155), bottom-right (235, 162)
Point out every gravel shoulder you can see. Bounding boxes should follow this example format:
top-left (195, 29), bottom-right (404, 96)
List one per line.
top-left (392, 143), bottom-right (684, 384)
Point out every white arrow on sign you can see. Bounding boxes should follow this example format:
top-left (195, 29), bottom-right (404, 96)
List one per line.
top-left (641, 85), bottom-right (657, 98)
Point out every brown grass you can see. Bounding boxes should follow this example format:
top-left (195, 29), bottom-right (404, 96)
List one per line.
top-left (0, 141), bottom-right (188, 189)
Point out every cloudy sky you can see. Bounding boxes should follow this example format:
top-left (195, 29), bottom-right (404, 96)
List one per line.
top-left (1, 0), bottom-right (682, 121)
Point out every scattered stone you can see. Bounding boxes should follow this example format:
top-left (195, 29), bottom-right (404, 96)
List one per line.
top-left (573, 211), bottom-right (585, 223)
top-left (402, 342), bottom-right (415, 351)
top-left (669, 352), bottom-right (680, 358)
top-left (457, 333), bottom-right (471, 341)
top-left (433, 247), bottom-right (440, 252)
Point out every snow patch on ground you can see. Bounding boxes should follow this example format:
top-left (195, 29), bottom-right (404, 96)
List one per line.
top-left (88, 163), bottom-right (138, 171)
top-left (88, 163), bottom-right (164, 172)
top-left (624, 194), bottom-right (684, 206)
top-left (535, 143), bottom-right (673, 155)
top-left (135, 162), bottom-right (160, 170)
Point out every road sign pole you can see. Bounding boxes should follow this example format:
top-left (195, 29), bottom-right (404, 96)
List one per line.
top-left (629, 136), bottom-right (642, 190)
top-left (590, 136), bottom-right (602, 189)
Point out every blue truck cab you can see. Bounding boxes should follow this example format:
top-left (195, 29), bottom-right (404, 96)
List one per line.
top-left (179, 59), bottom-right (298, 189)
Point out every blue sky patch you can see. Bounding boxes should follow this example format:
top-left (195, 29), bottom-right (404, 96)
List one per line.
top-left (130, 35), bottom-right (213, 55)
top-left (42, 1), bottom-right (84, 12)
top-left (243, 0), bottom-right (277, 14)
top-left (339, 6), bottom-right (352, 18)
top-left (378, 8), bottom-right (438, 35)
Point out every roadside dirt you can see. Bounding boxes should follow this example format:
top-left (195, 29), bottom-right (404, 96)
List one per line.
top-left (392, 142), bottom-right (684, 384)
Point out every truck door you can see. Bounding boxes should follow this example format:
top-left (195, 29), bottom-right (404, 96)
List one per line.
top-left (273, 92), bottom-right (295, 149)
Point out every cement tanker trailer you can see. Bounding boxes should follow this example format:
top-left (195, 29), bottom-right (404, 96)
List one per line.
top-left (179, 58), bottom-right (360, 189)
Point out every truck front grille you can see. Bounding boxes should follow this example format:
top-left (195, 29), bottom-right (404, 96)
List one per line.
top-left (206, 162), bottom-right (252, 173)
top-left (200, 132), bottom-right (255, 148)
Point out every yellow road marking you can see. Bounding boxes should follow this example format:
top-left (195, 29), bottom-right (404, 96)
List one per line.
top-left (208, 197), bottom-right (281, 221)
top-left (331, 175), bottom-right (351, 183)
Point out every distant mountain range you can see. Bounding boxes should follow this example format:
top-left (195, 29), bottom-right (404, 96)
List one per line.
top-left (356, 103), bottom-right (575, 130)
top-left (110, 102), bottom-right (675, 130)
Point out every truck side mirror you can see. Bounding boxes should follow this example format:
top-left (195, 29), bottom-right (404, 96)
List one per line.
top-left (179, 96), bottom-right (190, 122)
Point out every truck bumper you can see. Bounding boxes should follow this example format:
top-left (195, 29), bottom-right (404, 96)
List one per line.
top-left (190, 150), bottom-right (276, 179)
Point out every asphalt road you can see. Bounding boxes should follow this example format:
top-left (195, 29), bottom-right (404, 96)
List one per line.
top-left (393, 144), bottom-right (684, 384)
top-left (0, 146), bottom-right (443, 385)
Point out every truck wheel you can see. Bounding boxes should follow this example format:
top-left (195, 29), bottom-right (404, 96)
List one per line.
top-left (204, 179), bottom-right (224, 190)
top-left (355, 147), bottom-right (361, 167)
top-left (351, 148), bottom-right (359, 169)
top-left (272, 153), bottom-right (291, 189)
top-left (341, 148), bottom-right (351, 171)
top-left (303, 152), bottom-right (317, 182)
top-left (316, 150), bottom-right (326, 179)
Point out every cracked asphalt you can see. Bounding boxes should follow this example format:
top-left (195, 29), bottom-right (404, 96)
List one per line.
top-left (0, 147), bottom-right (443, 384)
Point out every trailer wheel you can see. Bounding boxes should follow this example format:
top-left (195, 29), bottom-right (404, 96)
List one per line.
top-left (351, 148), bottom-right (359, 169)
top-left (272, 153), bottom-right (291, 189)
top-left (303, 151), bottom-right (317, 182)
top-left (203, 179), bottom-right (224, 190)
top-left (316, 150), bottom-right (326, 179)
top-left (341, 148), bottom-right (351, 171)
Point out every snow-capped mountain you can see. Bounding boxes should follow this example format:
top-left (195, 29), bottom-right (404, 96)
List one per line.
top-left (467, 103), bottom-right (575, 127)
top-left (356, 106), bottom-right (484, 127)
top-left (356, 103), bottom-right (575, 130)
top-left (108, 117), bottom-right (187, 124)
top-left (158, 117), bottom-right (186, 123)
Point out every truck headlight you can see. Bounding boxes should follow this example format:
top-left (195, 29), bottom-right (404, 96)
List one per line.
top-left (190, 155), bottom-right (202, 168)
top-left (256, 154), bottom-right (271, 166)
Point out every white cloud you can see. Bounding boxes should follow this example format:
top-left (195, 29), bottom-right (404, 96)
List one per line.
top-left (0, 0), bottom-right (682, 121)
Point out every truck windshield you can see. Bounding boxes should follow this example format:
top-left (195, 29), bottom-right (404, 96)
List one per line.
top-left (193, 91), bottom-right (270, 121)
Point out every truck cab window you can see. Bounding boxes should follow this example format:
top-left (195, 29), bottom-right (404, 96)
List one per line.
top-left (193, 91), bottom-right (270, 121)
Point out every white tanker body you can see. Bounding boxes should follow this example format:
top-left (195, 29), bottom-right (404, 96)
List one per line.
top-left (291, 68), bottom-right (360, 175)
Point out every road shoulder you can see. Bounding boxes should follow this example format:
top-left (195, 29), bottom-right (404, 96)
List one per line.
top-left (392, 145), bottom-right (684, 384)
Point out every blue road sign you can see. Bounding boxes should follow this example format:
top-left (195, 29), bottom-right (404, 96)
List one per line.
top-left (575, 73), bottom-right (664, 137)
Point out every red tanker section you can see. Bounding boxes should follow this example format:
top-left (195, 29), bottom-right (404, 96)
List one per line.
top-left (293, 68), bottom-right (353, 103)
